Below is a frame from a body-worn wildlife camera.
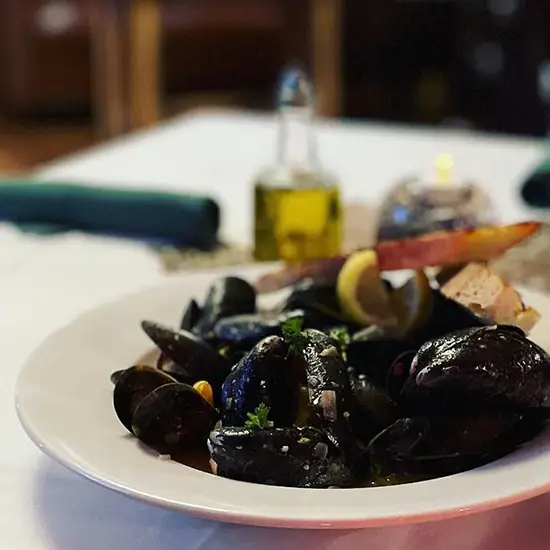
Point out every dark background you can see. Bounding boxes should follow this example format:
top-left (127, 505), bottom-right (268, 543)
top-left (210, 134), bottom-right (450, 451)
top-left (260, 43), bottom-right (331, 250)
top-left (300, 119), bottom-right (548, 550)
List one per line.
top-left (1, 0), bottom-right (550, 137)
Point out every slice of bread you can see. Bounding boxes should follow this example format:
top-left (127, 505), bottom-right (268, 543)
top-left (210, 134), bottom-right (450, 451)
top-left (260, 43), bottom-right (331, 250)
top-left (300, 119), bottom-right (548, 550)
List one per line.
top-left (440, 262), bottom-right (540, 334)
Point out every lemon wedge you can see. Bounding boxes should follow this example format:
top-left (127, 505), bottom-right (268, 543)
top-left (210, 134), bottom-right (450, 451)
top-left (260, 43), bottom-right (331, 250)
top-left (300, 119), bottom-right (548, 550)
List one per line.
top-left (336, 250), bottom-right (398, 327)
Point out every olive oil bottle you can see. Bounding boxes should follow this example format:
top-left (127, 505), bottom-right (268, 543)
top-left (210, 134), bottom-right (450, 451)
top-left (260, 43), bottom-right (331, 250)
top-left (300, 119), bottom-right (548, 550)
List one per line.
top-left (253, 68), bottom-right (343, 263)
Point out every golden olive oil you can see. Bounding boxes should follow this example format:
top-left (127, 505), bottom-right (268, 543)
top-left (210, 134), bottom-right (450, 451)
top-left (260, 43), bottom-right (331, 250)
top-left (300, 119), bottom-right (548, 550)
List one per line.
top-left (254, 178), bottom-right (342, 263)
top-left (252, 68), bottom-right (343, 263)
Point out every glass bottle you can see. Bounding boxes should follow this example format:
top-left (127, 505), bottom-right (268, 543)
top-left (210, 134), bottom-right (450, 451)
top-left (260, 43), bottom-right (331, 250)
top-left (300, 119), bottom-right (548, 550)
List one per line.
top-left (253, 68), bottom-right (343, 263)
top-left (376, 154), bottom-right (496, 242)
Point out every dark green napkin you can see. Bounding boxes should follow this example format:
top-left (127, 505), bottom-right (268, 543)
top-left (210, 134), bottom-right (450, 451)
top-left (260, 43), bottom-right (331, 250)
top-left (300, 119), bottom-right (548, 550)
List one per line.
top-left (0, 180), bottom-right (220, 249)
top-left (520, 153), bottom-right (550, 208)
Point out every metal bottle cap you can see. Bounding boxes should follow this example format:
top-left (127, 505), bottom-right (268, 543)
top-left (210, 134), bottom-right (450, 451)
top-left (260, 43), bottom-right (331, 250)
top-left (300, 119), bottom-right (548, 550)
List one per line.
top-left (276, 67), bottom-right (315, 109)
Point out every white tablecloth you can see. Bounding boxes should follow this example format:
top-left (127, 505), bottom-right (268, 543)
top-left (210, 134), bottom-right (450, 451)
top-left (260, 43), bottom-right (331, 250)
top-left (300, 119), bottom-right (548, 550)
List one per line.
top-left (3, 112), bottom-right (550, 549)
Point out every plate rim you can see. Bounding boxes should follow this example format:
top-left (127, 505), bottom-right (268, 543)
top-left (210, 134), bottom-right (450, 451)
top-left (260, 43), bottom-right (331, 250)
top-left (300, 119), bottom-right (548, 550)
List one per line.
top-left (14, 265), bottom-right (550, 529)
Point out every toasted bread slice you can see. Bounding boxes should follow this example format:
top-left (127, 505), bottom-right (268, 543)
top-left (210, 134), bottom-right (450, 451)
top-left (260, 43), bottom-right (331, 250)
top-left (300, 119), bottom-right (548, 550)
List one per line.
top-left (440, 262), bottom-right (540, 334)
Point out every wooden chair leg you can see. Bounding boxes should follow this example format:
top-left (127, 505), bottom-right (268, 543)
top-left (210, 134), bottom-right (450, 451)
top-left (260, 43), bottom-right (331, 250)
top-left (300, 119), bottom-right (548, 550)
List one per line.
top-left (90, 0), bottom-right (129, 138)
top-left (311, 0), bottom-right (343, 118)
top-left (128, 0), bottom-right (162, 129)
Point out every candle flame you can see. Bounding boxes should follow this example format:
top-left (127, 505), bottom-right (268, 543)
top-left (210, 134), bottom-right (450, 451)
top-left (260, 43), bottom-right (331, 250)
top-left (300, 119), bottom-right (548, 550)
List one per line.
top-left (435, 153), bottom-right (454, 184)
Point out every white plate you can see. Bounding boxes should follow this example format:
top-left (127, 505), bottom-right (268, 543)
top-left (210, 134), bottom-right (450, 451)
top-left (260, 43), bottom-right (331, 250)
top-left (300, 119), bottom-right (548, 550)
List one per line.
top-left (14, 265), bottom-right (550, 529)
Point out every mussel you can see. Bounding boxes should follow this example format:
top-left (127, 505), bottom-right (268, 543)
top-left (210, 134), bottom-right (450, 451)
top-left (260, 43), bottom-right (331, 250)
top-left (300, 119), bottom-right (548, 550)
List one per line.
top-left (402, 324), bottom-right (550, 413)
top-left (180, 299), bottom-right (202, 331)
top-left (220, 335), bottom-right (301, 428)
top-left (409, 288), bottom-right (487, 347)
top-left (212, 309), bottom-right (305, 351)
top-left (276, 279), bottom-right (358, 330)
top-left (300, 329), bottom-right (360, 460)
top-left (141, 320), bottom-right (230, 397)
top-left (110, 369), bottom-right (126, 385)
top-left (208, 426), bottom-right (353, 488)
top-left (346, 325), bottom-right (417, 388)
top-left (386, 350), bottom-right (417, 402)
top-left (132, 382), bottom-right (219, 449)
top-left (349, 373), bottom-right (399, 443)
top-left (193, 276), bottom-right (257, 337)
top-left (113, 365), bottom-right (177, 432)
top-left (368, 410), bottom-right (543, 482)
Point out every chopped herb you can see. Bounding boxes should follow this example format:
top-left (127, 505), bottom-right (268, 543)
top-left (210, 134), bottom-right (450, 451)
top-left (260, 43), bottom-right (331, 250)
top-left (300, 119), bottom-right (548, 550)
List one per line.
top-left (328, 326), bottom-right (350, 361)
top-left (218, 346), bottom-right (230, 358)
top-left (244, 403), bottom-right (273, 430)
top-left (282, 316), bottom-right (308, 355)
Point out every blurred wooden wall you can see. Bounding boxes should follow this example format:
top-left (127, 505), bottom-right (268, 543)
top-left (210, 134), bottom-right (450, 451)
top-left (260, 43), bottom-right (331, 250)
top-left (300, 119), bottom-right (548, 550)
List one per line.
top-left (1, 0), bottom-right (548, 136)
top-left (0, 0), bottom-right (293, 118)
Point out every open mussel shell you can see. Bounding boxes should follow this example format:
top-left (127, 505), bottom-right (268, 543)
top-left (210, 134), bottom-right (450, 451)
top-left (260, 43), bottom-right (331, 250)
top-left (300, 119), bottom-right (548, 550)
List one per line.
top-left (141, 320), bottom-right (230, 393)
top-left (155, 350), bottom-right (198, 386)
top-left (402, 324), bottom-right (550, 413)
top-left (221, 335), bottom-right (301, 428)
top-left (208, 426), bottom-right (353, 488)
top-left (132, 382), bottom-right (219, 449)
top-left (113, 366), bottom-right (177, 432)
top-left (193, 276), bottom-right (257, 337)
top-left (368, 410), bottom-right (543, 481)
top-left (180, 299), bottom-right (202, 331)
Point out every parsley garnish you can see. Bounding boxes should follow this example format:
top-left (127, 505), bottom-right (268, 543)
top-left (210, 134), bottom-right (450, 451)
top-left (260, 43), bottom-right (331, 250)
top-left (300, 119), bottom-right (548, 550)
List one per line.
top-left (218, 346), bottom-right (230, 358)
top-left (328, 326), bottom-right (350, 361)
top-left (244, 403), bottom-right (273, 430)
top-left (282, 316), bottom-right (308, 355)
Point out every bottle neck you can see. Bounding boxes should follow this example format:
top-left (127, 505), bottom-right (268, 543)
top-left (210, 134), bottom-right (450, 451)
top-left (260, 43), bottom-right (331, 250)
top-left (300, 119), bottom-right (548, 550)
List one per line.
top-left (276, 107), bottom-right (318, 173)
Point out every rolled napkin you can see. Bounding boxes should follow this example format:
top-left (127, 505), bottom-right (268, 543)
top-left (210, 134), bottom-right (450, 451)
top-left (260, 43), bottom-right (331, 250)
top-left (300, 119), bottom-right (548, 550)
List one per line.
top-left (0, 180), bottom-right (220, 249)
top-left (520, 153), bottom-right (550, 208)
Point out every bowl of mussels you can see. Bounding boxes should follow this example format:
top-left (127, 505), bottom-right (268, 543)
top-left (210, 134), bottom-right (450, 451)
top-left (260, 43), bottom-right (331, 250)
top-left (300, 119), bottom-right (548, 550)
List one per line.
top-left (111, 230), bottom-right (550, 492)
top-left (16, 222), bottom-right (550, 527)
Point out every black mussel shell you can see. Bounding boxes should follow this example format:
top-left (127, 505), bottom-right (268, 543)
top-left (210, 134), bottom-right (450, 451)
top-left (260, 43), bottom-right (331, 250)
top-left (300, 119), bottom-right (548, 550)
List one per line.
top-left (212, 309), bottom-right (305, 350)
top-left (141, 320), bottom-right (230, 393)
top-left (113, 366), bottom-right (177, 432)
top-left (277, 279), bottom-right (358, 329)
top-left (180, 299), bottom-right (202, 331)
top-left (368, 410), bottom-right (543, 481)
top-left (301, 329), bottom-right (360, 458)
top-left (132, 382), bottom-right (219, 449)
top-left (346, 325), bottom-right (416, 388)
top-left (350, 374), bottom-right (399, 443)
top-left (402, 325), bottom-right (550, 413)
top-left (386, 350), bottom-right (417, 402)
top-left (208, 426), bottom-right (353, 488)
top-left (110, 369), bottom-right (126, 385)
top-left (434, 264), bottom-right (468, 287)
top-left (409, 289), bottom-right (487, 347)
top-left (193, 277), bottom-right (256, 337)
top-left (221, 335), bottom-right (301, 428)
top-left (155, 351), bottom-right (192, 384)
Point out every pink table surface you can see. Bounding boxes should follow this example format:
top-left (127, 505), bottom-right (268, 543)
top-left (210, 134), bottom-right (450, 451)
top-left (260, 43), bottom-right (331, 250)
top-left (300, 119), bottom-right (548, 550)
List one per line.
top-left (35, 459), bottom-right (550, 550)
